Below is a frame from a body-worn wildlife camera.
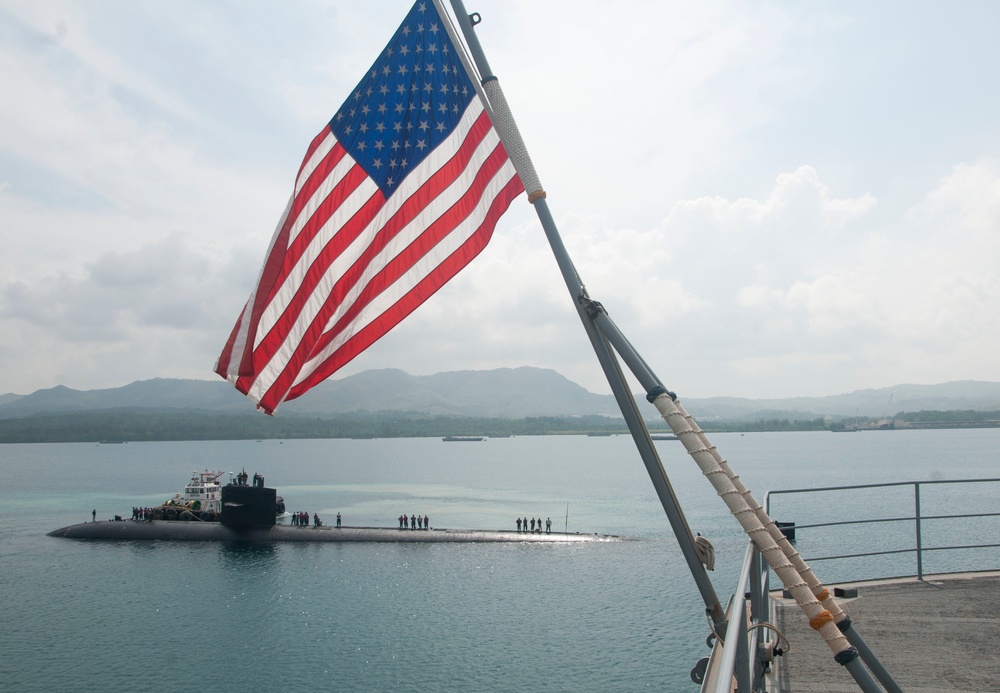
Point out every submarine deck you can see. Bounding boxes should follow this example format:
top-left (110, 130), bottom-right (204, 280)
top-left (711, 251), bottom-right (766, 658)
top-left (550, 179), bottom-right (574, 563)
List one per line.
top-left (48, 520), bottom-right (633, 543)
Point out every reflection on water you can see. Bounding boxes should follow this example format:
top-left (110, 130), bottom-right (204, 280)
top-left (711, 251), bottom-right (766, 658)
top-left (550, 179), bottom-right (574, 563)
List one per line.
top-left (218, 541), bottom-right (280, 570)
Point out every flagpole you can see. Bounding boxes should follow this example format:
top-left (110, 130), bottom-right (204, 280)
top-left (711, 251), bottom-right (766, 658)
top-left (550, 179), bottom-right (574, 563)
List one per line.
top-left (442, 0), bottom-right (726, 632)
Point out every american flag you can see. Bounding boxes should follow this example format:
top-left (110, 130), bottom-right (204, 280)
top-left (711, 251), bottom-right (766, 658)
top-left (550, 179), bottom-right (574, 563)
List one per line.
top-left (215, 0), bottom-right (524, 414)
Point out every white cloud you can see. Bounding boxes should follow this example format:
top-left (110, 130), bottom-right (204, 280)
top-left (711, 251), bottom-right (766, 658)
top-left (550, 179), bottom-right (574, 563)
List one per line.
top-left (709, 160), bottom-right (1000, 395)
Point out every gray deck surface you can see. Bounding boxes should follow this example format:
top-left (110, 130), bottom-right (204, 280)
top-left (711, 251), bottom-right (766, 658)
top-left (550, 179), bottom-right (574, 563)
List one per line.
top-left (770, 572), bottom-right (1000, 692)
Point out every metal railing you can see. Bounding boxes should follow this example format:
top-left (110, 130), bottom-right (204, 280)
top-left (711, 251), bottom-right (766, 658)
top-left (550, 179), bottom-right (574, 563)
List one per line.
top-left (765, 477), bottom-right (1000, 581)
top-left (698, 542), bottom-right (773, 693)
top-left (700, 477), bottom-right (1000, 693)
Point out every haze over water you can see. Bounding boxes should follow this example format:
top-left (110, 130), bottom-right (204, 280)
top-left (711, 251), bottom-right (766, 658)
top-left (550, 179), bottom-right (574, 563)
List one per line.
top-left (2, 430), bottom-right (997, 692)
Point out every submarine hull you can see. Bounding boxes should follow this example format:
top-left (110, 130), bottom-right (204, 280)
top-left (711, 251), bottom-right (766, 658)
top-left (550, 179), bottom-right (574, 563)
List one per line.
top-left (47, 521), bottom-right (630, 543)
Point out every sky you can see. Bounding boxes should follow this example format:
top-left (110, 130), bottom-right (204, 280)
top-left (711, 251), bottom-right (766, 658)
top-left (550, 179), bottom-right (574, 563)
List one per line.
top-left (1, 0), bottom-right (999, 403)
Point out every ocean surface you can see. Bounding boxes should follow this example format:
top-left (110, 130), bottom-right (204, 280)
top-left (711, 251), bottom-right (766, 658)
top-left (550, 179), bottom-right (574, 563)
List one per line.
top-left (2, 429), bottom-right (998, 692)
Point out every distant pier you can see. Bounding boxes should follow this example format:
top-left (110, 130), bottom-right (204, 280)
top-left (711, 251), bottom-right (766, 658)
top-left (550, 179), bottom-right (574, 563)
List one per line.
top-left (48, 521), bottom-right (632, 543)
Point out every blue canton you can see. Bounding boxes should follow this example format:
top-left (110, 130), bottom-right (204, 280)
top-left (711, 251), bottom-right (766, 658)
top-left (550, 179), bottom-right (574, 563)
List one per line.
top-left (330, 1), bottom-right (476, 197)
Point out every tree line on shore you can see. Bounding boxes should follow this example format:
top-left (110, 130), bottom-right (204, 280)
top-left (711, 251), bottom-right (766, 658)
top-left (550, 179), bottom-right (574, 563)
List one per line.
top-left (0, 408), bottom-right (997, 444)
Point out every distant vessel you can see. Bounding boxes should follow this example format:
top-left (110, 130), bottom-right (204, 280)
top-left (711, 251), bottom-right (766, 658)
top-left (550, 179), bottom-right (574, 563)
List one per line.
top-left (442, 436), bottom-right (484, 442)
top-left (650, 434), bottom-right (678, 441)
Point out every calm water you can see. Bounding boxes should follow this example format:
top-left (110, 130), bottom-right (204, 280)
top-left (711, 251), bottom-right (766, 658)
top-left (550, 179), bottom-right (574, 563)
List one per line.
top-left (1, 430), bottom-right (998, 692)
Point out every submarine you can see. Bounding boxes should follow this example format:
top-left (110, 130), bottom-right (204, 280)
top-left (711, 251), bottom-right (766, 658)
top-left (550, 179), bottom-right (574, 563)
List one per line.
top-left (48, 480), bottom-right (629, 544)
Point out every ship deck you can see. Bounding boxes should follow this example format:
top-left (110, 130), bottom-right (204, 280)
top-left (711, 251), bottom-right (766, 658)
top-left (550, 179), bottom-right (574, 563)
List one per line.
top-left (769, 571), bottom-right (1000, 693)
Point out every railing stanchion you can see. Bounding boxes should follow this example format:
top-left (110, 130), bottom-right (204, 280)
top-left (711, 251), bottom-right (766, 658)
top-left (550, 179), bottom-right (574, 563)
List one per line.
top-left (914, 482), bottom-right (923, 580)
top-left (749, 548), bottom-right (766, 692)
top-left (735, 594), bottom-right (752, 693)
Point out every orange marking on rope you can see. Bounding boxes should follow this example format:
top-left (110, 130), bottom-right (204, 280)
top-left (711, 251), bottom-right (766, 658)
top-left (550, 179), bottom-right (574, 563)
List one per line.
top-left (815, 588), bottom-right (830, 601)
top-left (809, 610), bottom-right (834, 630)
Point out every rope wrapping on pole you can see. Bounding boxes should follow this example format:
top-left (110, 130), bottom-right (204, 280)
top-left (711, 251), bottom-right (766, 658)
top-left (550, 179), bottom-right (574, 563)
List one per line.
top-left (650, 392), bottom-right (856, 662)
top-left (481, 79), bottom-right (543, 200)
top-left (658, 394), bottom-right (904, 692)
top-left (664, 396), bottom-right (850, 622)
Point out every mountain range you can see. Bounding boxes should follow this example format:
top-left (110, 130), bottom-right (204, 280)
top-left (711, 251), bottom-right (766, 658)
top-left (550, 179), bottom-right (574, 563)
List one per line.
top-left (2, 367), bottom-right (1000, 421)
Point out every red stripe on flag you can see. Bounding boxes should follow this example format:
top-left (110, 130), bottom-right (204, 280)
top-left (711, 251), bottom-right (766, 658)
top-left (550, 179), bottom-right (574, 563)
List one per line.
top-left (265, 143), bottom-right (353, 303)
top-left (214, 300), bottom-right (249, 382)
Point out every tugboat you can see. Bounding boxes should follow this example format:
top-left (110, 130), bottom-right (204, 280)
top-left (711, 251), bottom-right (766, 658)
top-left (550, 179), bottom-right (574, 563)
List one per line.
top-left (164, 470), bottom-right (225, 514)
